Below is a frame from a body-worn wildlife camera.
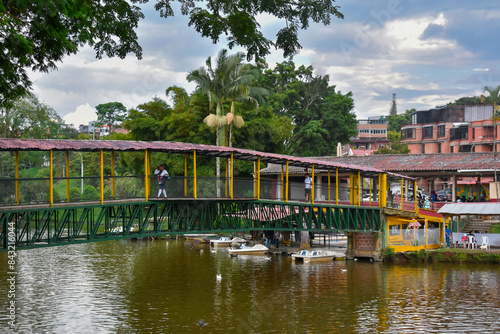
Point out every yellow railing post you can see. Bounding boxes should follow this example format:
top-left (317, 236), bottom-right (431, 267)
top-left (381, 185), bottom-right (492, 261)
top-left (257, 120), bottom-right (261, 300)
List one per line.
top-left (400, 178), bottom-right (404, 211)
top-left (415, 180), bottom-right (419, 214)
top-left (49, 150), bottom-right (54, 206)
top-left (230, 152), bottom-right (234, 199)
top-left (144, 150), bottom-right (149, 201)
top-left (328, 170), bottom-right (331, 204)
top-left (335, 168), bottom-right (339, 205)
top-left (280, 165), bottom-right (284, 201)
top-left (111, 151), bottom-right (115, 199)
top-left (66, 151), bottom-right (70, 202)
top-left (349, 173), bottom-right (354, 205)
top-left (100, 149), bottom-right (104, 204)
top-left (184, 154), bottom-right (188, 197)
top-left (380, 173), bottom-right (387, 208)
top-left (257, 157), bottom-right (261, 200)
top-left (311, 164), bottom-right (315, 204)
top-left (358, 170), bottom-right (361, 206)
top-left (285, 160), bottom-right (289, 202)
top-left (15, 151), bottom-right (19, 205)
top-left (225, 158), bottom-right (229, 197)
top-left (193, 150), bottom-right (197, 199)
top-left (369, 178), bottom-right (372, 207)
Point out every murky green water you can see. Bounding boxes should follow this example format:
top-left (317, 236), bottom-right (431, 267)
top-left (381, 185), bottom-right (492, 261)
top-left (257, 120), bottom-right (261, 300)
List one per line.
top-left (1, 239), bottom-right (499, 333)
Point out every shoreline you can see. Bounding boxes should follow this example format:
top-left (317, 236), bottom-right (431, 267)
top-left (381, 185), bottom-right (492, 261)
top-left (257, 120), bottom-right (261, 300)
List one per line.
top-left (384, 248), bottom-right (500, 263)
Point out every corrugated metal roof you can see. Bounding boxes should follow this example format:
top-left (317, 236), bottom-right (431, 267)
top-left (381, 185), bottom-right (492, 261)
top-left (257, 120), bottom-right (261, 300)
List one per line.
top-left (438, 203), bottom-right (500, 215)
top-left (0, 138), bottom-right (409, 177)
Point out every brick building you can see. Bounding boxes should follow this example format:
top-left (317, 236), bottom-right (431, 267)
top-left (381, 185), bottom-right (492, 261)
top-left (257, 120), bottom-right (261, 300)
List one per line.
top-left (350, 115), bottom-right (391, 153)
top-left (401, 105), bottom-right (499, 154)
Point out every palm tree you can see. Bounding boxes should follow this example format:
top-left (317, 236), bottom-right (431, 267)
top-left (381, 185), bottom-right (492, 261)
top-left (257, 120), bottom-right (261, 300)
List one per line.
top-left (187, 49), bottom-right (246, 197)
top-left (482, 85), bottom-right (500, 201)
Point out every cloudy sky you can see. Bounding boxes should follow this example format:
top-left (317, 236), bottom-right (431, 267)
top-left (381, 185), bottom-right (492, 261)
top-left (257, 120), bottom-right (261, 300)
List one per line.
top-left (29, 0), bottom-right (500, 127)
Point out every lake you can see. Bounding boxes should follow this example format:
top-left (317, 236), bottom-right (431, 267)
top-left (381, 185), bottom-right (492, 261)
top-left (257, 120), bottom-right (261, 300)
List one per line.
top-left (1, 238), bottom-right (499, 333)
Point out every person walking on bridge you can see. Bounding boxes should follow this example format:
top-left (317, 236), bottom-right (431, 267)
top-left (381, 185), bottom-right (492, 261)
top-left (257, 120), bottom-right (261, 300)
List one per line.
top-left (304, 173), bottom-right (312, 202)
top-left (154, 165), bottom-right (170, 199)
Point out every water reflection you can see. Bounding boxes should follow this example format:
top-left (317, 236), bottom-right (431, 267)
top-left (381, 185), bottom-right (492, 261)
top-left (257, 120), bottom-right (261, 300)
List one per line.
top-left (0, 240), bottom-right (499, 333)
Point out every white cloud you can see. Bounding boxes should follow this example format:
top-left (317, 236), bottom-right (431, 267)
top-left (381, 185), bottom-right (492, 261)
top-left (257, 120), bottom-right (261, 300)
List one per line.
top-left (63, 104), bottom-right (97, 128)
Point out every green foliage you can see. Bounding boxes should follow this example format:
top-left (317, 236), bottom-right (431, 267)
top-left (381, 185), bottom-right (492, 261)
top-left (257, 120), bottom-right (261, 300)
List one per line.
top-left (69, 187), bottom-right (81, 200)
top-left (482, 85), bottom-right (500, 105)
top-left (382, 247), bottom-right (395, 261)
top-left (389, 93), bottom-right (397, 116)
top-left (0, 0), bottom-right (144, 104)
top-left (447, 96), bottom-right (483, 106)
top-left (387, 109), bottom-right (414, 132)
top-left (95, 102), bottom-right (128, 133)
top-left (262, 61), bottom-right (357, 156)
top-left (0, 94), bottom-right (64, 138)
top-left (82, 185), bottom-right (99, 200)
top-left (374, 130), bottom-right (410, 154)
top-left (490, 224), bottom-right (500, 233)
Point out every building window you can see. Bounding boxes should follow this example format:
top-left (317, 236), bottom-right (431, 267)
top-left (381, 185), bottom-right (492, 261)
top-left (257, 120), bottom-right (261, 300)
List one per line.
top-left (438, 125), bottom-right (445, 137)
top-left (459, 145), bottom-right (471, 152)
top-left (423, 126), bottom-right (433, 138)
top-left (421, 144), bottom-right (425, 153)
top-left (437, 143), bottom-right (441, 153)
top-left (411, 113), bottom-right (417, 125)
top-left (450, 126), bottom-right (468, 140)
top-left (402, 128), bottom-right (414, 139)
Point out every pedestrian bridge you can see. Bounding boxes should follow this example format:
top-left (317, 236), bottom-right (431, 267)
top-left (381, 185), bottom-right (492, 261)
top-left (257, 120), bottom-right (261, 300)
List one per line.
top-left (1, 199), bottom-right (381, 251)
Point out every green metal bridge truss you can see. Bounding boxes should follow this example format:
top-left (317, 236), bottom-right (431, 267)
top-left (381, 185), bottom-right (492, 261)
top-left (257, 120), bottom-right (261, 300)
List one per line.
top-left (0, 199), bottom-right (381, 251)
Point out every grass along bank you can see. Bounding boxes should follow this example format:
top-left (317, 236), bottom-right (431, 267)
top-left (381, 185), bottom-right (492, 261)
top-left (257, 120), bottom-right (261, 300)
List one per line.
top-left (383, 247), bottom-right (500, 264)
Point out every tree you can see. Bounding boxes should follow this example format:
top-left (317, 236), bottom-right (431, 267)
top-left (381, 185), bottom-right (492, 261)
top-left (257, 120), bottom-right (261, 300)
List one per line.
top-left (1, 0), bottom-right (344, 105)
top-left (373, 131), bottom-right (410, 154)
top-left (387, 109), bottom-right (414, 133)
top-left (95, 102), bottom-right (127, 133)
top-left (0, 94), bottom-right (63, 138)
top-left (262, 61), bottom-right (357, 156)
top-left (448, 96), bottom-right (483, 105)
top-left (123, 97), bottom-right (171, 141)
top-left (389, 93), bottom-right (397, 116)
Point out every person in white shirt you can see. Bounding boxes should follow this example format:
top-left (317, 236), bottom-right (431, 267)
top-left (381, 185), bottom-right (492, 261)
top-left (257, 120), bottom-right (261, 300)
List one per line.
top-left (304, 173), bottom-right (312, 202)
top-left (154, 165), bottom-right (169, 199)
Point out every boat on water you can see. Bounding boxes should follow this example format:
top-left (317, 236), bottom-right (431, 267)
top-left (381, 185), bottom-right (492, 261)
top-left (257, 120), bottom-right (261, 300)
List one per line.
top-left (291, 250), bottom-right (346, 262)
top-left (184, 233), bottom-right (217, 240)
top-left (210, 237), bottom-right (246, 247)
top-left (228, 244), bottom-right (269, 255)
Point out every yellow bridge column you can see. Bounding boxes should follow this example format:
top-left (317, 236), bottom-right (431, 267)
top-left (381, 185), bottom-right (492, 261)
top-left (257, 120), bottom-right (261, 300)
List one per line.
top-left (225, 158), bottom-right (229, 198)
top-left (379, 173), bottom-right (387, 208)
top-left (230, 152), bottom-right (234, 199)
top-left (415, 180), bottom-right (419, 214)
top-left (328, 170), bottom-right (331, 204)
top-left (49, 150), bottom-right (54, 206)
top-left (257, 157), bottom-right (261, 200)
top-left (280, 165), bottom-right (284, 201)
top-left (335, 168), bottom-right (339, 205)
top-left (311, 164), bottom-right (315, 204)
top-left (358, 170), bottom-right (361, 206)
top-left (369, 178), bottom-right (372, 207)
top-left (15, 151), bottom-right (19, 205)
top-left (111, 151), bottom-right (115, 199)
top-left (285, 160), bottom-right (289, 202)
top-left (66, 151), bottom-right (70, 202)
top-left (349, 173), bottom-right (354, 205)
top-left (193, 150), bottom-right (197, 199)
top-left (100, 149), bottom-right (104, 204)
top-left (144, 150), bottom-right (149, 201)
top-left (400, 178), bottom-right (404, 211)
top-left (184, 154), bottom-right (188, 197)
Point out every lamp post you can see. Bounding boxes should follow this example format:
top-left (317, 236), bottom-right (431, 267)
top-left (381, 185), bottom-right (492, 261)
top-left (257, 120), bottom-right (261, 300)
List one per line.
top-left (77, 152), bottom-right (83, 194)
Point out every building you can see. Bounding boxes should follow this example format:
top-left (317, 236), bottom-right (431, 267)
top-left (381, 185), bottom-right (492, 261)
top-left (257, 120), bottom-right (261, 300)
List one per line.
top-left (401, 105), bottom-right (499, 154)
top-left (348, 115), bottom-right (391, 155)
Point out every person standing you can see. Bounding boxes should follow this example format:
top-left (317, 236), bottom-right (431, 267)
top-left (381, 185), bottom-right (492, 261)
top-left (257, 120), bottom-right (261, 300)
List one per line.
top-left (154, 164), bottom-right (169, 199)
top-left (304, 173), bottom-right (312, 202)
top-left (274, 230), bottom-right (280, 249)
top-left (445, 225), bottom-right (451, 248)
top-left (265, 230), bottom-right (273, 248)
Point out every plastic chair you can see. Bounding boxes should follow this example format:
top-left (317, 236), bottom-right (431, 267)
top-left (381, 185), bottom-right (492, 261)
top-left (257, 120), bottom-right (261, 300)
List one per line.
top-left (481, 236), bottom-right (490, 250)
top-left (467, 236), bottom-right (476, 249)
